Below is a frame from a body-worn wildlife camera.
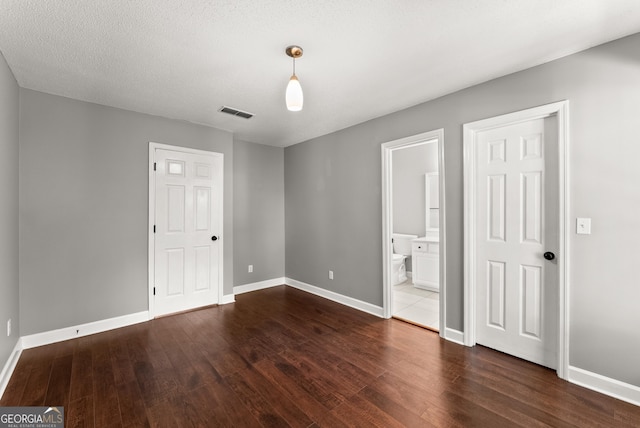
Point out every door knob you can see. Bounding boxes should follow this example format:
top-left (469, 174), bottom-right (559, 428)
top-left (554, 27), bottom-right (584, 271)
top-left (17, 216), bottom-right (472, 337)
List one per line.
top-left (543, 251), bottom-right (555, 261)
top-left (211, 236), bottom-right (218, 241)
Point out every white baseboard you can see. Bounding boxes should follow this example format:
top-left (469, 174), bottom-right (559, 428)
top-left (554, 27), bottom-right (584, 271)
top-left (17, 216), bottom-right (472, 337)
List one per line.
top-left (0, 339), bottom-right (23, 400)
top-left (285, 277), bottom-right (384, 318)
top-left (234, 277), bottom-right (285, 295)
top-left (219, 294), bottom-right (236, 305)
top-left (407, 271), bottom-right (413, 279)
top-left (568, 366), bottom-right (640, 406)
top-left (444, 328), bottom-right (464, 345)
top-left (21, 311), bottom-right (150, 350)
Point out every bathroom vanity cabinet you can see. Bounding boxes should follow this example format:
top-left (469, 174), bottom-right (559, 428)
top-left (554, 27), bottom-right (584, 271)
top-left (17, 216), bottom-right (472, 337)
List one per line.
top-left (412, 239), bottom-right (439, 291)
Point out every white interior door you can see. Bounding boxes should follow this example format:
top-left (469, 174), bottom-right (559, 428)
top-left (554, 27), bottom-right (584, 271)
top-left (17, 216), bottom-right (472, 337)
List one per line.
top-left (475, 116), bottom-right (558, 369)
top-left (153, 147), bottom-right (222, 317)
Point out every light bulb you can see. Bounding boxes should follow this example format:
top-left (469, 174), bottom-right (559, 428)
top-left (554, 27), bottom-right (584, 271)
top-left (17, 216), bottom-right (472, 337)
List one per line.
top-left (286, 75), bottom-right (303, 111)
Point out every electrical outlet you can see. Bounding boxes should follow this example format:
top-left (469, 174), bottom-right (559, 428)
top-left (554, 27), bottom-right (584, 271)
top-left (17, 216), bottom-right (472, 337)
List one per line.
top-left (329, 270), bottom-right (334, 280)
top-left (248, 264), bottom-right (253, 273)
top-left (7, 319), bottom-right (11, 337)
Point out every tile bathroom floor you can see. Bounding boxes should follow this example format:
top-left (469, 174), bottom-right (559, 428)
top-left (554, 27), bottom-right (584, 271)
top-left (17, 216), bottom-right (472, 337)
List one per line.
top-left (393, 279), bottom-right (439, 331)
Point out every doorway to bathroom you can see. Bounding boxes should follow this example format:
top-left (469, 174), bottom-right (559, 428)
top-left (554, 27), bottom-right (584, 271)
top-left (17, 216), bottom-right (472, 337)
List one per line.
top-left (381, 129), bottom-right (446, 333)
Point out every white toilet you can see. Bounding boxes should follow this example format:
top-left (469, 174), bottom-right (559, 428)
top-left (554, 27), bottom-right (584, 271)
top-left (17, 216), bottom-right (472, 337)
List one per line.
top-left (392, 233), bottom-right (418, 285)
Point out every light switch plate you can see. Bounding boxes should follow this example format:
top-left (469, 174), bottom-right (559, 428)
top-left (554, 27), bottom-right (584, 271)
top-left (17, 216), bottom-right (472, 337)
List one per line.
top-left (576, 218), bottom-right (591, 235)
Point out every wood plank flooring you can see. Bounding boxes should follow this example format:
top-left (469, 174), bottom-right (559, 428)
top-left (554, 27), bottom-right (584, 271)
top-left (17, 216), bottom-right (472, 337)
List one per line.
top-left (2, 285), bottom-right (639, 427)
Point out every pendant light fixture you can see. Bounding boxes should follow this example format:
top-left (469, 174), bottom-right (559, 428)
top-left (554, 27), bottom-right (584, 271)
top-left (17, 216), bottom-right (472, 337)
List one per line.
top-left (285, 45), bottom-right (303, 111)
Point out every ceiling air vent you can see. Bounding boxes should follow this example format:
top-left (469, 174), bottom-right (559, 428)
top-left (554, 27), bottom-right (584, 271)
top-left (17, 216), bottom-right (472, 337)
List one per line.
top-left (219, 106), bottom-right (254, 119)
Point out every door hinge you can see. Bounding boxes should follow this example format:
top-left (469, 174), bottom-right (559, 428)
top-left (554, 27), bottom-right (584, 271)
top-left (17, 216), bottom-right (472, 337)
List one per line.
top-left (153, 287), bottom-right (156, 296)
top-left (153, 225), bottom-right (156, 233)
top-left (153, 162), bottom-right (157, 171)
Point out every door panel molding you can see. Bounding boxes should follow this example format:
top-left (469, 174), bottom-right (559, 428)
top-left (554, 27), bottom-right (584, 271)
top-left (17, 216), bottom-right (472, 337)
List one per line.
top-left (148, 142), bottom-right (224, 318)
top-left (463, 101), bottom-right (570, 379)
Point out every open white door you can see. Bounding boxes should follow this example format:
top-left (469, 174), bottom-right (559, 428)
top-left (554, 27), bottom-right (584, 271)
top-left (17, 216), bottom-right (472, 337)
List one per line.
top-left (150, 144), bottom-right (223, 317)
top-left (381, 129), bottom-right (447, 336)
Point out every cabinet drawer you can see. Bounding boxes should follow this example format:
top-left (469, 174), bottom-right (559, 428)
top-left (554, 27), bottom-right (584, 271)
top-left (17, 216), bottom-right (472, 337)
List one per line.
top-left (412, 242), bottom-right (427, 252)
top-left (412, 242), bottom-right (439, 254)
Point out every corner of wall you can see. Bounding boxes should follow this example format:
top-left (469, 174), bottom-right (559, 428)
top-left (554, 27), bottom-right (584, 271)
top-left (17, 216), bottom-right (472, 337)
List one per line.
top-left (0, 49), bottom-right (20, 400)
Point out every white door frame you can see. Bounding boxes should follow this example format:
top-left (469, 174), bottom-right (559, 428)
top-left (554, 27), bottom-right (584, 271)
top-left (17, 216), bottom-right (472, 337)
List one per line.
top-left (381, 129), bottom-right (446, 336)
top-left (463, 101), bottom-right (570, 379)
top-left (148, 142), bottom-right (224, 318)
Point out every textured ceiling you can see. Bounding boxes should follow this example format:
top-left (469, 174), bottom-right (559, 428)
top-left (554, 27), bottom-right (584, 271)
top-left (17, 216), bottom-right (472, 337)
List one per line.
top-left (1, 0), bottom-right (640, 147)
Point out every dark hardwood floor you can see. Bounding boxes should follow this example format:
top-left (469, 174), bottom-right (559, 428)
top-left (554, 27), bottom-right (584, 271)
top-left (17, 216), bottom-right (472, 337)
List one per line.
top-left (2, 285), bottom-right (639, 427)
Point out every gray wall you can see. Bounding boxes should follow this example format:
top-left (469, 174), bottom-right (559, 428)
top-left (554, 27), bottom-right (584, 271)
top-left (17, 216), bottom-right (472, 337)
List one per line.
top-left (19, 89), bottom-right (234, 335)
top-left (392, 142), bottom-right (438, 237)
top-left (0, 52), bottom-right (19, 372)
top-left (285, 33), bottom-right (640, 387)
top-left (233, 140), bottom-right (285, 286)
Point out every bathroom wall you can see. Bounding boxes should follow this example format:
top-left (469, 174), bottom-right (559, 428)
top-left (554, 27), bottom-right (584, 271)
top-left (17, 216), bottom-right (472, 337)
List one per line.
top-left (0, 51), bottom-right (20, 378)
top-left (285, 32), bottom-right (640, 388)
top-left (19, 89), bottom-right (234, 336)
top-left (392, 142), bottom-right (438, 272)
top-left (392, 142), bottom-right (438, 237)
